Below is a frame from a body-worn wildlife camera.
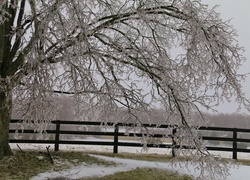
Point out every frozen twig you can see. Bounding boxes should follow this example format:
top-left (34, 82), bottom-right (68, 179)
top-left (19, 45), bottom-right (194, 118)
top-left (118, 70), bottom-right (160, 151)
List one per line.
top-left (46, 145), bottom-right (54, 164)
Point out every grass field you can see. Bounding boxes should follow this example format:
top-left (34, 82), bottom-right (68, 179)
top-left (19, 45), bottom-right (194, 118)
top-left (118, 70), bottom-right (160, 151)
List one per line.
top-left (1, 150), bottom-right (249, 180)
top-left (0, 150), bottom-right (113, 180)
top-left (100, 135), bottom-right (172, 143)
top-left (83, 168), bottom-right (192, 180)
top-left (0, 150), bottom-right (191, 180)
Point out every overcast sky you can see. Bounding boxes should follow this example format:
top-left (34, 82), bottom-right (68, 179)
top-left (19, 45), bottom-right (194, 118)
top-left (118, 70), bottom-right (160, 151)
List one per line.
top-left (202, 0), bottom-right (250, 114)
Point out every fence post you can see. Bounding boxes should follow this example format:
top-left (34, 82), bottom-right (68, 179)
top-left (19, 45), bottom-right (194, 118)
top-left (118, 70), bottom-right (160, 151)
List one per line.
top-left (232, 128), bottom-right (237, 160)
top-left (54, 120), bottom-right (61, 151)
top-left (172, 128), bottom-right (177, 157)
top-left (113, 124), bottom-right (119, 154)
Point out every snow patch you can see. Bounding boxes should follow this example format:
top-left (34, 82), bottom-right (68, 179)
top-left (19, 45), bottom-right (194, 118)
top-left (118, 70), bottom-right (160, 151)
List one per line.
top-left (10, 143), bottom-right (250, 180)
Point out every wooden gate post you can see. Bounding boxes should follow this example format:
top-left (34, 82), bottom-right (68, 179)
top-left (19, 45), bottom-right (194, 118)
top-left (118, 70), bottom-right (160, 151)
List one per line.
top-left (113, 124), bottom-right (119, 154)
top-left (232, 128), bottom-right (237, 160)
top-left (172, 128), bottom-right (177, 157)
top-left (54, 120), bottom-right (61, 151)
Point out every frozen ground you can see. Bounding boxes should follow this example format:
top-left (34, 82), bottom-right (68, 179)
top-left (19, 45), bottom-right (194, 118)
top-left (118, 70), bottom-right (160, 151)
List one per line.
top-left (10, 143), bottom-right (250, 180)
top-left (10, 142), bottom-right (250, 159)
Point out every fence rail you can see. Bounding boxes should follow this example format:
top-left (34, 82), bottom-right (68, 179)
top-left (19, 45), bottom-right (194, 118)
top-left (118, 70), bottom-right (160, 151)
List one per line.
top-left (9, 119), bottom-right (250, 159)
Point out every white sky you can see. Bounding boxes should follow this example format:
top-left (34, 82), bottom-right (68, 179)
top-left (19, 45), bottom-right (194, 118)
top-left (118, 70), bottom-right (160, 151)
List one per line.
top-left (203, 0), bottom-right (250, 114)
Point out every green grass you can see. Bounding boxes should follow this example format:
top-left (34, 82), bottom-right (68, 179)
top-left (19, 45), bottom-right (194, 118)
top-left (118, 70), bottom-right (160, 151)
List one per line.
top-left (90, 151), bottom-right (250, 166)
top-left (89, 151), bottom-right (188, 162)
top-left (1, 150), bottom-right (249, 180)
top-left (0, 150), bottom-right (52, 180)
top-left (0, 150), bottom-right (114, 180)
top-left (82, 167), bottom-right (192, 180)
top-left (236, 159), bottom-right (250, 166)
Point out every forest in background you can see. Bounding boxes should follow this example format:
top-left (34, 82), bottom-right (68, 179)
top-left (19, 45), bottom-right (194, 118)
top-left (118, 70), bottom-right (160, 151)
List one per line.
top-left (11, 95), bottom-right (250, 129)
top-left (10, 95), bottom-right (250, 149)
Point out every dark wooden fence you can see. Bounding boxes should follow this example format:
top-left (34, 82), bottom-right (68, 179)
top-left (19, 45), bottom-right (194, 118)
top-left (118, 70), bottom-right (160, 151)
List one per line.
top-left (9, 120), bottom-right (250, 159)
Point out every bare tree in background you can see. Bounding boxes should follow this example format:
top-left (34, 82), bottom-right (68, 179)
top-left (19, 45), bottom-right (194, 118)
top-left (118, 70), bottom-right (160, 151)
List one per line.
top-left (0, 0), bottom-right (249, 178)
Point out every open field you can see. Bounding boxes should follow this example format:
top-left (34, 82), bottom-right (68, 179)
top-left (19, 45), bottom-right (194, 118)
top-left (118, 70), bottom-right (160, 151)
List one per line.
top-left (83, 168), bottom-right (192, 180)
top-left (99, 135), bottom-right (173, 144)
top-left (10, 142), bottom-right (250, 160)
top-left (0, 150), bottom-right (192, 180)
top-left (0, 150), bottom-right (115, 180)
top-left (4, 143), bottom-right (250, 180)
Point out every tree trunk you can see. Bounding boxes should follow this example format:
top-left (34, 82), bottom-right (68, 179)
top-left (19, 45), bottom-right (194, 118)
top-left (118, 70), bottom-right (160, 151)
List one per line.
top-left (0, 89), bottom-right (13, 159)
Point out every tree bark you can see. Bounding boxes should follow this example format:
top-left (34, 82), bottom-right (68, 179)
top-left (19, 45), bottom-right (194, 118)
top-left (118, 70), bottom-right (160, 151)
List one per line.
top-left (0, 89), bottom-right (13, 159)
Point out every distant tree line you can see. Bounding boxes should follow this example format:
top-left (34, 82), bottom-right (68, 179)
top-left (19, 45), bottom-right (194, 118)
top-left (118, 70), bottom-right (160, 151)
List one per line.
top-left (12, 95), bottom-right (250, 128)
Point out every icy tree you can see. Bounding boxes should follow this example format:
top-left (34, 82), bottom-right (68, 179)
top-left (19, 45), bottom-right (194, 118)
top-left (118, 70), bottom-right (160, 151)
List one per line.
top-left (0, 0), bottom-right (248, 178)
